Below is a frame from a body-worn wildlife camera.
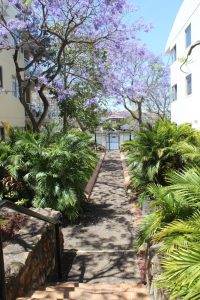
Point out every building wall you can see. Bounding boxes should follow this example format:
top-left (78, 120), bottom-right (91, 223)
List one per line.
top-left (0, 1), bottom-right (25, 128)
top-left (165, 0), bottom-right (200, 130)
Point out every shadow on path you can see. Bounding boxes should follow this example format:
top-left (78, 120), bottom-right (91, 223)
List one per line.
top-left (60, 151), bottom-right (139, 284)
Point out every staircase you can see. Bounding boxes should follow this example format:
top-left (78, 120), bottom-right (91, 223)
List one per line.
top-left (17, 152), bottom-right (150, 300)
top-left (17, 282), bottom-right (149, 299)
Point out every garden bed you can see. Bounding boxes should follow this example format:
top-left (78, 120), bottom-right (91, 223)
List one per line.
top-left (0, 210), bottom-right (28, 246)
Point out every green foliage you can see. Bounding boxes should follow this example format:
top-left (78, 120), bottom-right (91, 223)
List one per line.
top-left (155, 212), bottom-right (200, 299)
top-left (102, 120), bottom-right (113, 131)
top-left (138, 168), bottom-right (200, 245)
top-left (122, 119), bottom-right (200, 201)
top-left (123, 120), bottom-right (200, 298)
top-left (138, 168), bottom-right (200, 298)
top-left (120, 140), bottom-right (135, 152)
top-left (0, 129), bottom-right (97, 220)
top-left (58, 90), bottom-right (105, 132)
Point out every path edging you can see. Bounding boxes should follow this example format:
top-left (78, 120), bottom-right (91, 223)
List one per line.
top-left (120, 152), bottom-right (130, 188)
top-left (121, 151), bottom-right (149, 286)
top-left (84, 152), bottom-right (106, 200)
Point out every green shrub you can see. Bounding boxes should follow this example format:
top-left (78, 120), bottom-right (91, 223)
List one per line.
top-left (0, 128), bottom-right (97, 220)
top-left (123, 120), bottom-right (200, 298)
top-left (122, 120), bottom-right (200, 201)
top-left (138, 167), bottom-right (200, 298)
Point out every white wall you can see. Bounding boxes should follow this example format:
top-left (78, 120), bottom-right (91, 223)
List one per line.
top-left (0, 1), bottom-right (25, 128)
top-left (166, 0), bottom-right (200, 130)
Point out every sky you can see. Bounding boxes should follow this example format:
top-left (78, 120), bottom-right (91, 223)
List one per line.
top-left (132, 0), bottom-right (183, 60)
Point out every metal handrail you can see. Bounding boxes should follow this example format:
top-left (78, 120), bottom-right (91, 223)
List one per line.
top-left (0, 199), bottom-right (63, 300)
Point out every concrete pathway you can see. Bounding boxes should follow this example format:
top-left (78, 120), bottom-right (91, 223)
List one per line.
top-left (62, 151), bottom-right (141, 284)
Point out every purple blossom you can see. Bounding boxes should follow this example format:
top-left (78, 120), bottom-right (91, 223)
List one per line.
top-left (38, 76), bottom-right (49, 85)
top-left (67, 90), bottom-right (77, 97)
top-left (85, 98), bottom-right (98, 107)
top-left (0, 0), bottom-right (159, 120)
top-left (58, 94), bottom-right (67, 101)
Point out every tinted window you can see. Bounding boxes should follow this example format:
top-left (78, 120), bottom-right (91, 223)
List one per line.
top-left (172, 84), bottom-right (177, 101)
top-left (186, 74), bottom-right (192, 95)
top-left (185, 24), bottom-right (191, 48)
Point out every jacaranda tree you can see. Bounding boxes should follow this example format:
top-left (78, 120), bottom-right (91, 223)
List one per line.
top-left (104, 42), bottom-right (170, 128)
top-left (0, 0), bottom-right (150, 131)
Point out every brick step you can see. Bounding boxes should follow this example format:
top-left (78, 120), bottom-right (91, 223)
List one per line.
top-left (16, 282), bottom-right (149, 300)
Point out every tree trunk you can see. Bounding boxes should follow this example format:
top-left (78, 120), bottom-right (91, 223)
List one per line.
top-left (76, 116), bottom-right (87, 131)
top-left (13, 50), bottom-right (48, 132)
top-left (138, 102), bottom-right (143, 130)
top-left (63, 106), bottom-right (68, 132)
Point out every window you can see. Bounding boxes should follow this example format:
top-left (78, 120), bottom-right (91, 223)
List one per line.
top-left (172, 84), bottom-right (177, 101)
top-left (0, 66), bottom-right (3, 87)
top-left (185, 24), bottom-right (191, 48)
top-left (12, 77), bottom-right (19, 98)
top-left (0, 127), bottom-right (5, 140)
top-left (171, 45), bottom-right (176, 63)
top-left (186, 74), bottom-right (192, 95)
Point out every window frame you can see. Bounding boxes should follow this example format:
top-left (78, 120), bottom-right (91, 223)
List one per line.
top-left (0, 127), bottom-right (5, 140)
top-left (186, 74), bottom-right (192, 95)
top-left (0, 66), bottom-right (3, 87)
top-left (171, 45), bottom-right (177, 63)
top-left (185, 24), bottom-right (191, 48)
top-left (172, 84), bottom-right (177, 101)
top-left (12, 76), bottom-right (19, 98)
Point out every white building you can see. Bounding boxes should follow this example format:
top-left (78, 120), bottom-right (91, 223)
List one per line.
top-left (0, 0), bottom-right (25, 136)
top-left (0, 1), bottom-right (62, 137)
top-left (165, 0), bottom-right (200, 130)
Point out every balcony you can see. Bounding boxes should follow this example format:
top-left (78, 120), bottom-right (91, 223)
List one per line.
top-left (25, 103), bottom-right (61, 123)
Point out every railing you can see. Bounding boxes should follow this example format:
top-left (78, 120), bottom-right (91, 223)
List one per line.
top-left (0, 199), bottom-right (63, 300)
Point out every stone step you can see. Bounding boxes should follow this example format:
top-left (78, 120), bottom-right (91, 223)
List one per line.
top-left (17, 283), bottom-right (149, 300)
top-left (65, 252), bottom-right (140, 284)
top-left (68, 283), bottom-right (149, 300)
top-left (78, 283), bottom-right (146, 290)
top-left (46, 282), bottom-right (78, 291)
top-left (69, 292), bottom-right (148, 300)
top-left (27, 290), bottom-right (64, 299)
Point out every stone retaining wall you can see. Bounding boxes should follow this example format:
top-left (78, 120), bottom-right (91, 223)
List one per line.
top-left (146, 244), bottom-right (168, 300)
top-left (3, 208), bottom-right (63, 300)
top-left (120, 153), bottom-right (168, 299)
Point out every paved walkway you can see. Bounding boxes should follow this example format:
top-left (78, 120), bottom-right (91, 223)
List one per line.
top-left (62, 151), bottom-right (140, 284)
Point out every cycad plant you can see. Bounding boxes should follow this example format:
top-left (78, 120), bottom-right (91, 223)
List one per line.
top-left (124, 120), bottom-right (200, 298)
top-left (122, 119), bottom-right (200, 202)
top-left (138, 168), bottom-right (200, 299)
top-left (1, 128), bottom-right (97, 220)
top-left (175, 141), bottom-right (200, 167)
top-left (154, 211), bottom-right (200, 299)
top-left (138, 167), bottom-right (200, 246)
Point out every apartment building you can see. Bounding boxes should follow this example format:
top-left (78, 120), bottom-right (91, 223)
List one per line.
top-left (0, 1), bottom-right (61, 137)
top-left (165, 0), bottom-right (200, 130)
top-left (0, 1), bottom-right (25, 136)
